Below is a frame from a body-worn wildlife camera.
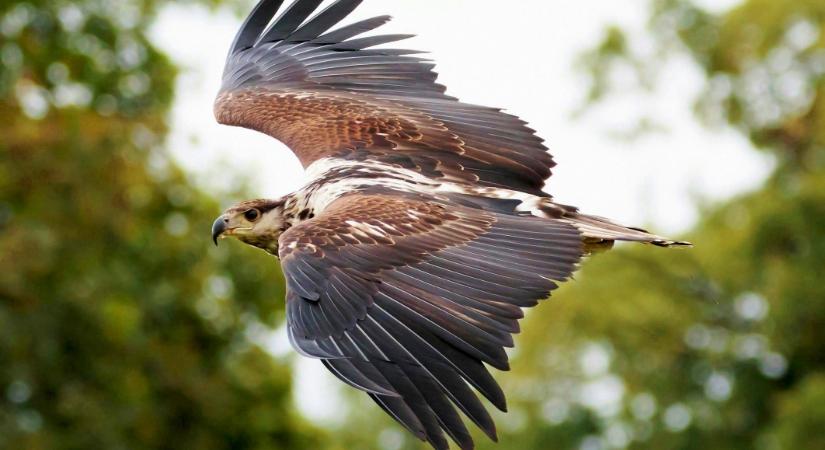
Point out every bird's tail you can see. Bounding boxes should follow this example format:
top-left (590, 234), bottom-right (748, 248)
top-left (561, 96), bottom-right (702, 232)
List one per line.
top-left (560, 210), bottom-right (692, 251)
top-left (446, 193), bottom-right (691, 251)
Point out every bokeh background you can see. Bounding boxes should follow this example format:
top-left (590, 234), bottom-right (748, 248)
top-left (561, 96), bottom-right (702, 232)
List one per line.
top-left (1, 0), bottom-right (823, 449)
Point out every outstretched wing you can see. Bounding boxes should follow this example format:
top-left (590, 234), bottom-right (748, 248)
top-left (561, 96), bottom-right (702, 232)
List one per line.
top-left (216, 0), bottom-right (556, 195)
top-left (278, 194), bottom-right (582, 450)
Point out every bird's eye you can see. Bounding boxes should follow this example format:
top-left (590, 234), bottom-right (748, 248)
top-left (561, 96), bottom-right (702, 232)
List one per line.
top-left (244, 209), bottom-right (261, 222)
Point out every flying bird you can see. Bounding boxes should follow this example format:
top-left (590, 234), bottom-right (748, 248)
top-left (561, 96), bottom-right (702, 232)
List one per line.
top-left (211, 1), bottom-right (689, 448)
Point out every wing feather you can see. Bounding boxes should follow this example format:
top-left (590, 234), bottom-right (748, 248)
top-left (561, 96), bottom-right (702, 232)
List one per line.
top-left (362, 313), bottom-right (473, 450)
top-left (370, 303), bottom-right (498, 440)
top-left (288, 0), bottom-right (364, 42)
top-left (314, 15), bottom-right (391, 44)
top-left (227, 0), bottom-right (285, 57)
top-left (277, 194), bottom-right (582, 449)
top-left (322, 358), bottom-right (395, 396)
top-left (258, 0), bottom-right (325, 43)
top-left (217, 0), bottom-right (556, 195)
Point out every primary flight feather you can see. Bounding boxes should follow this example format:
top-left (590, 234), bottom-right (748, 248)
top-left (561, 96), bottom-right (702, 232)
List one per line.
top-left (210, 1), bottom-right (689, 449)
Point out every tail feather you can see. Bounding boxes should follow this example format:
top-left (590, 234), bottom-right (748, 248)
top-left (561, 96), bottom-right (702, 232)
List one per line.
top-left (562, 212), bottom-right (692, 248)
top-left (450, 194), bottom-right (692, 250)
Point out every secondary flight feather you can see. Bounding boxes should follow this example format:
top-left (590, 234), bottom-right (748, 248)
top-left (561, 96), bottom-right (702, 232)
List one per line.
top-left (210, 1), bottom-right (690, 449)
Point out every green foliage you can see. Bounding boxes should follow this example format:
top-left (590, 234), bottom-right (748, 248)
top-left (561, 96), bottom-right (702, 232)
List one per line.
top-left (0, 1), bottom-right (322, 449)
top-left (770, 373), bottom-right (825, 449)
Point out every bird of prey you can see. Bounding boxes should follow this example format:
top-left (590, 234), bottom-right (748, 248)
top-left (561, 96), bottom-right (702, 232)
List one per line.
top-left (211, 1), bottom-right (689, 448)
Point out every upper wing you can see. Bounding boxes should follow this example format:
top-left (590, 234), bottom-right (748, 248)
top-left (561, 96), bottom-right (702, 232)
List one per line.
top-left (216, 0), bottom-right (556, 195)
top-left (278, 194), bottom-right (582, 450)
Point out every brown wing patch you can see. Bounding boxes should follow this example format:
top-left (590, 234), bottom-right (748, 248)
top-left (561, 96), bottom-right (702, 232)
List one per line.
top-left (276, 192), bottom-right (583, 450)
top-left (217, 0), bottom-right (556, 195)
top-left (279, 194), bottom-right (490, 259)
top-left (216, 88), bottom-right (454, 167)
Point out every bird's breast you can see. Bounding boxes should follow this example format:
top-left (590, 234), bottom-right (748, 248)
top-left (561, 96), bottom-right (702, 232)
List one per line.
top-left (295, 157), bottom-right (554, 220)
top-left (296, 158), bottom-right (441, 216)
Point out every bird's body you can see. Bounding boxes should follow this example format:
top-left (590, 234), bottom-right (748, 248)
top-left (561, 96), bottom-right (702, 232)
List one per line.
top-left (245, 155), bottom-right (681, 257)
top-left (210, 1), bottom-right (690, 449)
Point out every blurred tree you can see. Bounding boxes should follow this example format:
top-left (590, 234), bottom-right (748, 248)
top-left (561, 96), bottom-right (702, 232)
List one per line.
top-left (489, 1), bottom-right (825, 449)
top-left (327, 1), bottom-right (825, 449)
top-left (0, 1), bottom-right (324, 449)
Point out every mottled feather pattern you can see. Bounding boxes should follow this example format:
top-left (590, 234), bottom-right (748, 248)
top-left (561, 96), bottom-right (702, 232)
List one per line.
top-left (215, 89), bottom-right (433, 167)
top-left (216, 0), bottom-right (555, 195)
top-left (280, 195), bottom-right (490, 275)
top-left (277, 194), bottom-right (582, 449)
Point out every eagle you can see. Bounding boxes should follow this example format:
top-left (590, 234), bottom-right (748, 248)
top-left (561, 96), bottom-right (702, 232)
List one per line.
top-left (210, 1), bottom-right (689, 448)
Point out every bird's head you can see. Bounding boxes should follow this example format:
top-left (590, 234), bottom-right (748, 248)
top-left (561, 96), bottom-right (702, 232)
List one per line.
top-left (212, 198), bottom-right (287, 254)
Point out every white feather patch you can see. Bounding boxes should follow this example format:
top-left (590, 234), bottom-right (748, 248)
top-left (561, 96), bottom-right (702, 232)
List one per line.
top-left (302, 157), bottom-right (553, 218)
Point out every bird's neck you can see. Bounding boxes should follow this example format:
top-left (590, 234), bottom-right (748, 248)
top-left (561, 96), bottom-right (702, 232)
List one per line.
top-left (280, 191), bottom-right (316, 231)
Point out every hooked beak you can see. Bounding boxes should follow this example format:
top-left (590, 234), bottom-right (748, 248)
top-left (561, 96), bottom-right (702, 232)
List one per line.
top-left (212, 215), bottom-right (227, 246)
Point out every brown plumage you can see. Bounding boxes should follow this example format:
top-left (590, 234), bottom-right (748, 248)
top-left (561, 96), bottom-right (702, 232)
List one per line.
top-left (211, 2), bottom-right (690, 449)
top-left (215, 0), bottom-right (554, 195)
top-left (279, 194), bottom-right (581, 448)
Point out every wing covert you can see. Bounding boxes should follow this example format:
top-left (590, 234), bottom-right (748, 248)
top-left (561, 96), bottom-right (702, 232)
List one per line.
top-left (216, 0), bottom-right (557, 195)
top-left (278, 194), bottom-right (582, 450)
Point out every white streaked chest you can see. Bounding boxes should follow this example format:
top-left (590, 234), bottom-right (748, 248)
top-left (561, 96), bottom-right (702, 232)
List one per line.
top-left (296, 157), bottom-right (550, 217)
